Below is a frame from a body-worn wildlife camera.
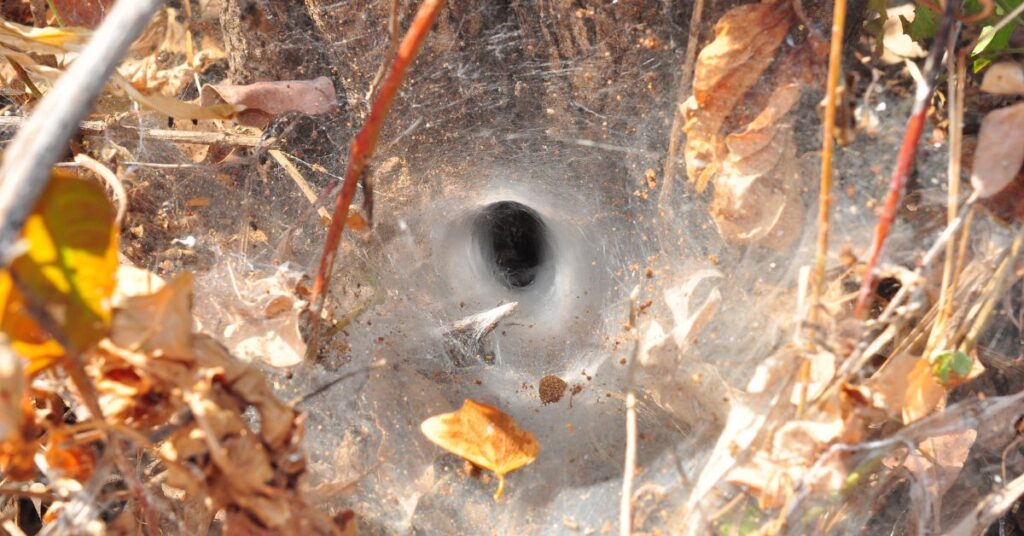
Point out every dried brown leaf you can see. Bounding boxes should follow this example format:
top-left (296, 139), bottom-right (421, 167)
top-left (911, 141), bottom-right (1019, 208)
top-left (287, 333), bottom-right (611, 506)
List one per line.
top-left (980, 62), bottom-right (1024, 95)
top-left (200, 77), bottom-right (339, 128)
top-left (971, 102), bottom-right (1024, 198)
top-left (709, 81), bottom-right (805, 249)
top-left (682, 2), bottom-right (794, 192)
top-left (110, 272), bottom-right (194, 360)
top-left (0, 344), bottom-right (35, 481)
top-left (898, 429), bottom-right (976, 499)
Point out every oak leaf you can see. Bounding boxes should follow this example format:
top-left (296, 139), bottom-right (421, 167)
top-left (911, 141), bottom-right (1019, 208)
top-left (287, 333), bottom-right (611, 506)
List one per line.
top-left (420, 399), bottom-right (539, 500)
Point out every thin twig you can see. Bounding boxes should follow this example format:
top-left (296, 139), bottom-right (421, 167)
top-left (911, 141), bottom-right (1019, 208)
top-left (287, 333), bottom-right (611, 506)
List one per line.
top-left (74, 153), bottom-right (127, 228)
top-left (268, 149), bottom-right (332, 223)
top-left (0, 0), bottom-right (162, 265)
top-left (621, 285), bottom-right (642, 536)
top-left (812, 0), bottom-right (847, 318)
top-left (854, 0), bottom-right (959, 318)
top-left (660, 0), bottom-right (705, 209)
top-left (305, 0), bottom-right (447, 360)
top-left (44, 0), bottom-right (66, 26)
top-left (291, 359), bottom-right (387, 407)
top-left (0, 116), bottom-right (268, 147)
top-left (366, 0), bottom-right (402, 103)
top-left (930, 36), bottom-right (967, 356)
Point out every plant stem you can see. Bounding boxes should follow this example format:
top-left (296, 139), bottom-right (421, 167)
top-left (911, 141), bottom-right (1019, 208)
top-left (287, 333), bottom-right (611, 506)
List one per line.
top-left (812, 0), bottom-right (847, 318)
top-left (854, 0), bottom-right (959, 318)
top-left (305, 0), bottom-right (447, 359)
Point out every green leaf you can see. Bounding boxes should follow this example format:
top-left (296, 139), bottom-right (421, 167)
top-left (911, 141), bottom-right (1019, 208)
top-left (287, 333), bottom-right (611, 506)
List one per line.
top-left (930, 350), bottom-right (974, 386)
top-left (0, 170), bottom-right (118, 373)
top-left (971, 0), bottom-right (1024, 72)
top-left (973, 22), bottom-right (1018, 71)
top-left (900, 3), bottom-right (939, 43)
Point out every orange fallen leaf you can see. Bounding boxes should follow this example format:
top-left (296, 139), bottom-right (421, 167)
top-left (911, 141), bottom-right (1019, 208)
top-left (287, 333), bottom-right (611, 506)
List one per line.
top-left (420, 399), bottom-right (539, 500)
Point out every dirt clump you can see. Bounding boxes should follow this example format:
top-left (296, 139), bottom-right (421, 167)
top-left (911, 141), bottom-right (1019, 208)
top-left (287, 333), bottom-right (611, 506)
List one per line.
top-left (538, 375), bottom-right (568, 404)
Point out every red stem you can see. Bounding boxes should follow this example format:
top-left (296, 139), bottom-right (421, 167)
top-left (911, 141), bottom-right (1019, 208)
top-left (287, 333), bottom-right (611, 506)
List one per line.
top-left (853, 108), bottom-right (928, 318)
top-left (305, 0), bottom-right (447, 357)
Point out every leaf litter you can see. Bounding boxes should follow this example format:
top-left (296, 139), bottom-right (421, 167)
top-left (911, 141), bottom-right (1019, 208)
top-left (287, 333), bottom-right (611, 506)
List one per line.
top-left (3, 0), bottom-right (1024, 534)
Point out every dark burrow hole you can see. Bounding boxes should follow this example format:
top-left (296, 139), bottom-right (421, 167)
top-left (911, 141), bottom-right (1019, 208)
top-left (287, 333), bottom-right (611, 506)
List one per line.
top-left (475, 201), bottom-right (549, 289)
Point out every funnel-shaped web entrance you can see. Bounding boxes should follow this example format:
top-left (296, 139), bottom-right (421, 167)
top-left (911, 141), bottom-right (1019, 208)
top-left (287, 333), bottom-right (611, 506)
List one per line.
top-left (475, 201), bottom-right (550, 289)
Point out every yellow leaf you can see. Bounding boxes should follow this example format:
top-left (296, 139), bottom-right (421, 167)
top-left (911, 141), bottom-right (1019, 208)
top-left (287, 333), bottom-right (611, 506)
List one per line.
top-left (420, 399), bottom-right (539, 500)
top-left (0, 19), bottom-right (90, 55)
top-left (0, 170), bottom-right (117, 373)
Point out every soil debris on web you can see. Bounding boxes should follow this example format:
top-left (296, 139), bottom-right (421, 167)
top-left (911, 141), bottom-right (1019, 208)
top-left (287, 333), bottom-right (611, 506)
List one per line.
top-left (538, 375), bottom-right (567, 405)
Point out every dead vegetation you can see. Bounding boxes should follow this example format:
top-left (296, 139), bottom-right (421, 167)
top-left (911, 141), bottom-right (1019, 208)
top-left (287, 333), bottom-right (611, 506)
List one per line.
top-left (0, 0), bottom-right (1023, 535)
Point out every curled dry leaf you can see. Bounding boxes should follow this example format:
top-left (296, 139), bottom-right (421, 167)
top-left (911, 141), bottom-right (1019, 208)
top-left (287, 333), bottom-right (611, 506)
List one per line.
top-left (971, 102), bottom-right (1024, 198)
top-left (110, 272), bottom-right (194, 360)
top-left (891, 429), bottom-right (976, 501)
top-left (726, 407), bottom-right (848, 509)
top-left (196, 265), bottom-right (307, 369)
top-left (880, 5), bottom-right (928, 64)
top-left (682, 2), bottom-right (793, 193)
top-left (200, 77), bottom-right (339, 128)
top-left (420, 399), bottom-right (539, 500)
top-left (91, 267), bottom-right (315, 530)
top-left (980, 61), bottom-right (1024, 95)
top-left (119, 8), bottom-right (227, 97)
top-left (638, 270), bottom-right (727, 426)
top-left (710, 81), bottom-right (805, 249)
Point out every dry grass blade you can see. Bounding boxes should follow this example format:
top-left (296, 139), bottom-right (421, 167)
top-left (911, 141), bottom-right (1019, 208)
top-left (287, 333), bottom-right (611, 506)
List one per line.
top-left (621, 285), bottom-right (641, 536)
